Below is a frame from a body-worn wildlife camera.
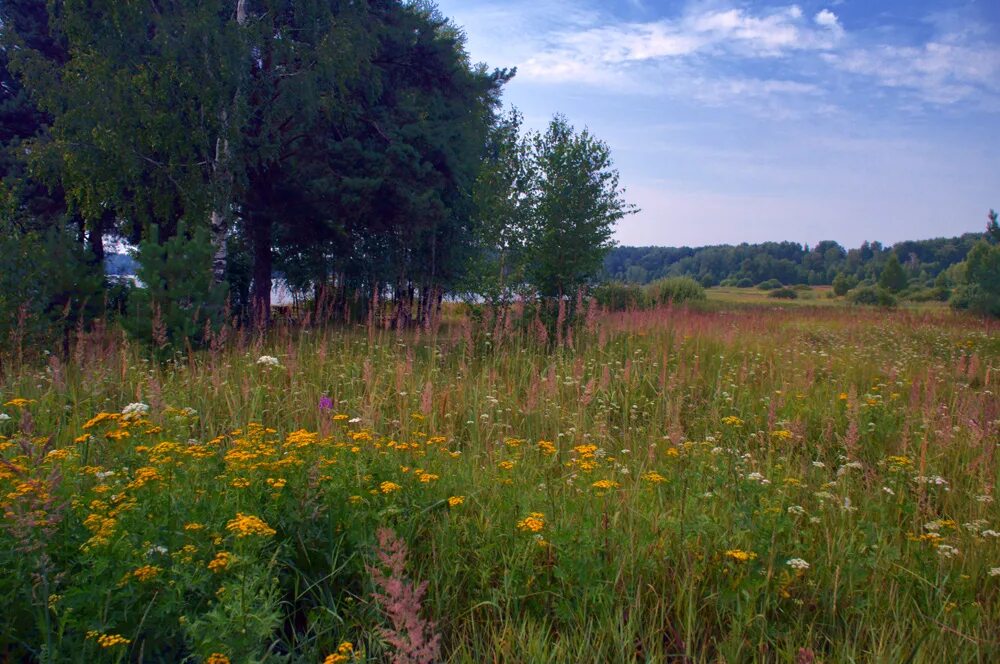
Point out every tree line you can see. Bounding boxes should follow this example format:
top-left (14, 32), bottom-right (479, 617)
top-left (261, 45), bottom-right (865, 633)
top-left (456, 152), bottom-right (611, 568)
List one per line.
top-left (0, 0), bottom-right (634, 353)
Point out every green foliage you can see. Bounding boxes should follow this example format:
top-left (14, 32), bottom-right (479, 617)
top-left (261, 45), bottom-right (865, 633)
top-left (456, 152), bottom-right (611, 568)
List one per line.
top-left (591, 281), bottom-right (646, 311)
top-left (848, 286), bottom-right (897, 307)
top-left (767, 287), bottom-right (798, 299)
top-left (756, 278), bottom-right (783, 291)
top-left (644, 277), bottom-right (706, 306)
top-left (124, 224), bottom-right (227, 351)
top-left (878, 253), bottom-right (908, 293)
top-left (950, 240), bottom-right (1000, 317)
top-left (0, 226), bottom-right (104, 350)
top-left (832, 272), bottom-right (854, 296)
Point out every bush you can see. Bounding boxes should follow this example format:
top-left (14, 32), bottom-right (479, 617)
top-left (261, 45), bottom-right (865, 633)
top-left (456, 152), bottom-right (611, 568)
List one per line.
top-left (757, 279), bottom-right (783, 291)
top-left (768, 287), bottom-right (798, 299)
top-left (736, 278), bottom-right (754, 288)
top-left (848, 286), bottom-right (897, 307)
top-left (645, 277), bottom-right (706, 306)
top-left (950, 241), bottom-right (1000, 317)
top-left (592, 281), bottom-right (647, 311)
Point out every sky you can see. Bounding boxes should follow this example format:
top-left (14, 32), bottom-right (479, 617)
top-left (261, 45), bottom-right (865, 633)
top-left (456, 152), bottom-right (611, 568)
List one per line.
top-left (434, 0), bottom-right (1000, 248)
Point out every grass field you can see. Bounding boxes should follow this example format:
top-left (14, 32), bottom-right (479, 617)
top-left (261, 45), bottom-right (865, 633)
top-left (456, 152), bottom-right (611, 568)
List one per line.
top-left (1, 303), bottom-right (998, 662)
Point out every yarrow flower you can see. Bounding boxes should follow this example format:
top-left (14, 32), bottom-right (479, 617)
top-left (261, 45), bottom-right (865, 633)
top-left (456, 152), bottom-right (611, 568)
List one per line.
top-left (225, 513), bottom-right (276, 538)
top-left (121, 402), bottom-right (150, 420)
top-left (786, 558), bottom-right (810, 570)
top-left (256, 355), bottom-right (281, 368)
top-left (989, 567), bottom-right (1000, 577)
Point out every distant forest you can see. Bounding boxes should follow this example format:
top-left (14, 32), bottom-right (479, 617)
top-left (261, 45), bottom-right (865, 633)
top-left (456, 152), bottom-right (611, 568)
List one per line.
top-left (603, 234), bottom-right (983, 287)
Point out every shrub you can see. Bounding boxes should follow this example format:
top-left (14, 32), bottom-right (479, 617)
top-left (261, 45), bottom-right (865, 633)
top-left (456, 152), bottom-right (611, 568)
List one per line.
top-left (768, 287), bottom-right (798, 299)
top-left (736, 278), bottom-right (754, 288)
top-left (592, 281), bottom-right (646, 311)
top-left (756, 279), bottom-right (782, 291)
top-left (848, 286), bottom-right (897, 307)
top-left (645, 277), bottom-right (706, 306)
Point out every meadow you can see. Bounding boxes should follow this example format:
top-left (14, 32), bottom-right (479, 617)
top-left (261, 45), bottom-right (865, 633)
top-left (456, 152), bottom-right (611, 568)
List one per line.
top-left (1, 302), bottom-right (998, 663)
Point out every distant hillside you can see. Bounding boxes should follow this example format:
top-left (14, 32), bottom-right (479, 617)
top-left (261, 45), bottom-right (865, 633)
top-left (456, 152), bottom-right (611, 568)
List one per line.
top-left (603, 233), bottom-right (983, 287)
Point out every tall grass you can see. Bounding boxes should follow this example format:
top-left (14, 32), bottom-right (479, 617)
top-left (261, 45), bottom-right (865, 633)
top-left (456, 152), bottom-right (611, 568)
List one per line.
top-left (0, 304), bottom-right (997, 662)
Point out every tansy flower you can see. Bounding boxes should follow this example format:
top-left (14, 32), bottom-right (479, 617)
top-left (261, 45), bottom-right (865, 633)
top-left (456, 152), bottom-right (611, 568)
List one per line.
top-left (225, 513), bottom-right (276, 538)
top-left (721, 416), bottom-right (743, 426)
top-left (592, 479), bottom-right (620, 490)
top-left (724, 549), bottom-right (757, 562)
top-left (208, 551), bottom-right (233, 573)
top-left (448, 496), bottom-right (465, 507)
top-left (131, 565), bottom-right (161, 582)
top-left (498, 460), bottom-right (515, 470)
top-left (379, 481), bottom-right (401, 494)
top-left (517, 512), bottom-right (545, 533)
top-left (206, 654), bottom-right (231, 664)
top-left (642, 471), bottom-right (667, 483)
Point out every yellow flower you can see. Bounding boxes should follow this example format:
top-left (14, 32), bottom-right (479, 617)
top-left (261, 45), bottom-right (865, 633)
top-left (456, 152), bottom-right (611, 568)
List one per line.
top-left (771, 430), bottom-right (793, 440)
top-left (206, 655), bottom-right (231, 664)
top-left (498, 460), bottom-right (515, 470)
top-left (266, 477), bottom-right (287, 489)
top-left (225, 513), bottom-right (276, 538)
top-left (418, 473), bottom-right (439, 483)
top-left (724, 549), bottom-right (757, 562)
top-left (231, 478), bottom-right (251, 488)
top-left (132, 565), bottom-right (161, 582)
top-left (448, 496), bottom-right (464, 507)
top-left (3, 398), bottom-right (33, 408)
top-left (536, 440), bottom-right (557, 455)
top-left (591, 479), bottom-right (620, 490)
top-left (333, 414), bottom-right (349, 421)
top-left (208, 551), bottom-right (233, 573)
top-left (87, 632), bottom-right (130, 648)
top-left (642, 471), bottom-right (667, 483)
top-left (379, 481), bottom-right (402, 494)
top-left (184, 523), bottom-right (205, 531)
top-left (721, 416), bottom-right (743, 426)
top-left (517, 512), bottom-right (545, 533)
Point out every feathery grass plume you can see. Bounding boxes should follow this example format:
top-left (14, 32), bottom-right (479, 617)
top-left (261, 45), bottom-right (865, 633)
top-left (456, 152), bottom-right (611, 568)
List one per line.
top-left (368, 527), bottom-right (441, 664)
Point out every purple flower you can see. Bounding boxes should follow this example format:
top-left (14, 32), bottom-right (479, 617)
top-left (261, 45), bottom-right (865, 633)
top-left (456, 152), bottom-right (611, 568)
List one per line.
top-left (318, 395), bottom-right (333, 411)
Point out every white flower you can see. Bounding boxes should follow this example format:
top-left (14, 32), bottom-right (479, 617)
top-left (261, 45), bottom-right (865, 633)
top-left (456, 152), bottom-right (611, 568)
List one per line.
top-left (787, 505), bottom-right (806, 516)
top-left (977, 495), bottom-right (994, 504)
top-left (95, 470), bottom-right (116, 480)
top-left (348, 417), bottom-right (361, 424)
top-left (180, 407), bottom-right (197, 417)
top-left (924, 520), bottom-right (943, 532)
top-left (0, 413), bottom-right (10, 422)
top-left (990, 567), bottom-right (1000, 577)
top-left (786, 558), bottom-right (810, 570)
top-left (256, 355), bottom-right (281, 368)
top-left (746, 472), bottom-right (769, 484)
top-left (914, 475), bottom-right (948, 487)
top-left (812, 461), bottom-right (825, 468)
top-left (121, 402), bottom-right (150, 419)
top-left (145, 545), bottom-right (168, 557)
top-left (981, 530), bottom-right (1000, 538)
top-left (882, 486), bottom-right (895, 495)
top-left (836, 461), bottom-right (863, 477)
top-left (936, 544), bottom-right (959, 558)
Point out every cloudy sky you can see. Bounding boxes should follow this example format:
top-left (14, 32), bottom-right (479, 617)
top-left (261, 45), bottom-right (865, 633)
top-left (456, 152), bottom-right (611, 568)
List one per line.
top-left (435, 0), bottom-right (1000, 248)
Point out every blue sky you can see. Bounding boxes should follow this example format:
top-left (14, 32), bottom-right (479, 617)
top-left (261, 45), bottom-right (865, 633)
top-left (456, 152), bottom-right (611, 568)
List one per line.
top-left (435, 0), bottom-right (1000, 248)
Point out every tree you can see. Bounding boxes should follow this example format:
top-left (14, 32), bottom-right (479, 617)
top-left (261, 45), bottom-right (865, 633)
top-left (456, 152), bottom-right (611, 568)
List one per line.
top-left (525, 115), bottom-right (636, 298)
top-left (878, 253), bottom-right (907, 293)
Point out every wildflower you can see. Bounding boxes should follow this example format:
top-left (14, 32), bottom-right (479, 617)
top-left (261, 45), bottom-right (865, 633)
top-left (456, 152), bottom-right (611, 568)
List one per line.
top-left (256, 355), bottom-right (281, 368)
top-left (0, 413), bottom-right (9, 422)
top-left (981, 530), bottom-right (1000, 538)
top-left (121, 402), bottom-right (150, 419)
top-left (447, 496), bottom-right (464, 507)
top-left (786, 558), bottom-right (810, 570)
top-left (379, 481), bottom-right (402, 494)
top-left (642, 471), bottom-right (667, 483)
top-left (319, 396), bottom-right (334, 411)
top-left (721, 416), bottom-right (743, 426)
top-left (131, 565), bottom-right (161, 582)
top-left (333, 414), bottom-right (349, 421)
top-left (145, 545), bottom-right (168, 557)
top-left (3, 398), bottom-right (33, 408)
top-left (724, 549), bottom-right (757, 562)
top-left (87, 632), bottom-right (130, 648)
top-left (498, 460), bottom-right (515, 470)
top-left (206, 655), bottom-right (231, 664)
top-left (937, 544), bottom-right (960, 559)
top-left (230, 478), bottom-right (250, 488)
top-left (592, 479), bottom-right (620, 490)
top-left (225, 513), bottom-right (276, 538)
top-left (989, 568), bottom-right (1000, 577)
top-left (745, 472), bottom-right (770, 485)
top-left (882, 486), bottom-right (895, 495)
top-left (517, 512), bottom-right (545, 533)
top-left (787, 505), bottom-right (806, 516)
top-left (418, 473), bottom-right (439, 483)
top-left (811, 461), bottom-right (825, 468)
top-left (324, 641), bottom-right (356, 663)
top-left (536, 440), bottom-right (557, 455)
top-left (184, 523), bottom-right (204, 531)
top-left (977, 495), bottom-right (994, 504)
top-left (771, 430), bottom-right (793, 440)
top-left (208, 551), bottom-right (233, 573)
